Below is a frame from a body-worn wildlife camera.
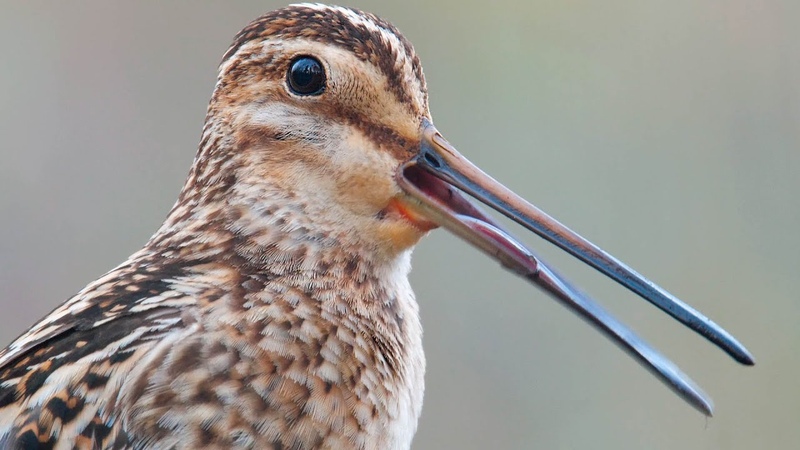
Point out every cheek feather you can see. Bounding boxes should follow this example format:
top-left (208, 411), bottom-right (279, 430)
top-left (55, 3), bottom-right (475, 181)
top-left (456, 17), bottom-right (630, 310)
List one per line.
top-left (240, 102), bottom-right (334, 146)
top-left (329, 129), bottom-right (401, 211)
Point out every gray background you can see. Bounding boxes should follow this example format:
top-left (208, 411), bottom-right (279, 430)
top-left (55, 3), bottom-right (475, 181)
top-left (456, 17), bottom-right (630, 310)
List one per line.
top-left (1, 1), bottom-right (797, 448)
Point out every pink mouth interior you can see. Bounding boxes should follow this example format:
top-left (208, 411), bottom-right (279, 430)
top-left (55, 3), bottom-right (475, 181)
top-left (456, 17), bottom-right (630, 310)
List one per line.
top-left (402, 164), bottom-right (539, 274)
top-left (402, 165), bottom-right (487, 219)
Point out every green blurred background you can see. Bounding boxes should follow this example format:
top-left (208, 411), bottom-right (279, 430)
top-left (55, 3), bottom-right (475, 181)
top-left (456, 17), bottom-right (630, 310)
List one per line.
top-left (0, 1), bottom-right (797, 448)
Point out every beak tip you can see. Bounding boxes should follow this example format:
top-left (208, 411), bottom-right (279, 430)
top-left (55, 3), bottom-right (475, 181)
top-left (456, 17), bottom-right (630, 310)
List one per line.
top-left (727, 338), bottom-right (756, 366)
top-left (742, 347), bottom-right (756, 366)
top-left (687, 387), bottom-right (715, 417)
top-left (702, 399), bottom-right (715, 417)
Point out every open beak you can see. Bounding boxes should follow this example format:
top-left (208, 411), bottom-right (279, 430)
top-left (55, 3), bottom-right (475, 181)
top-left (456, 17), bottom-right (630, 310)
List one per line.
top-left (396, 119), bottom-right (754, 416)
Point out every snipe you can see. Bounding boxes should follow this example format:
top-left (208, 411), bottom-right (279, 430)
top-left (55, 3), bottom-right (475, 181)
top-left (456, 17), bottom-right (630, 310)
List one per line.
top-left (0, 4), bottom-right (752, 449)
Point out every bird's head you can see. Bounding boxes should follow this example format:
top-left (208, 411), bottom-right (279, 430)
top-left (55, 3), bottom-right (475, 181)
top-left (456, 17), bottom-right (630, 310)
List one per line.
top-left (188, 4), bottom-right (439, 257)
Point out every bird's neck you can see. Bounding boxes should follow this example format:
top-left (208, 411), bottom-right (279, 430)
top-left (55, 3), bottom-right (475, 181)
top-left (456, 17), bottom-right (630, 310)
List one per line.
top-left (131, 186), bottom-right (426, 439)
top-left (148, 182), bottom-right (407, 277)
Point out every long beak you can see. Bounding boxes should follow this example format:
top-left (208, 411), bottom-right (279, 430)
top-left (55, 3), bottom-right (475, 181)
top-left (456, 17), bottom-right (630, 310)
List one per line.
top-left (396, 119), bottom-right (754, 416)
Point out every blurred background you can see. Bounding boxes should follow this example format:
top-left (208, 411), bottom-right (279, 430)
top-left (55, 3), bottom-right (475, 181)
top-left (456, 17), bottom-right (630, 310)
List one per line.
top-left (0, 1), bottom-right (797, 448)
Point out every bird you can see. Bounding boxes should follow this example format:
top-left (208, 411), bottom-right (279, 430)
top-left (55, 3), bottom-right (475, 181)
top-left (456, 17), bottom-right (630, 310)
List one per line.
top-left (0, 3), bottom-right (753, 449)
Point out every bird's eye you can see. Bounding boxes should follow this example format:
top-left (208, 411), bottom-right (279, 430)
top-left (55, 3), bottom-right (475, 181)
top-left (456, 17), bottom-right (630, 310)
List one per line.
top-left (287, 56), bottom-right (326, 96)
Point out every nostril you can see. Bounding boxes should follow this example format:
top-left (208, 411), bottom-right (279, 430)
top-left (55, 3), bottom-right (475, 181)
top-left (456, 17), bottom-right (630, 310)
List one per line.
top-left (422, 150), bottom-right (442, 169)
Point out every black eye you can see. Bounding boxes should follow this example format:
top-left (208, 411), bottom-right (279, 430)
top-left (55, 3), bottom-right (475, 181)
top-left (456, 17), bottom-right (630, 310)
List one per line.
top-left (287, 56), bottom-right (326, 96)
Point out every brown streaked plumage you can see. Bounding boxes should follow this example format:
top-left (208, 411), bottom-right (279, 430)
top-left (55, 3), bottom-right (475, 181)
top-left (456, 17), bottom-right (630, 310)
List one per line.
top-left (0, 3), bottom-right (752, 449)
